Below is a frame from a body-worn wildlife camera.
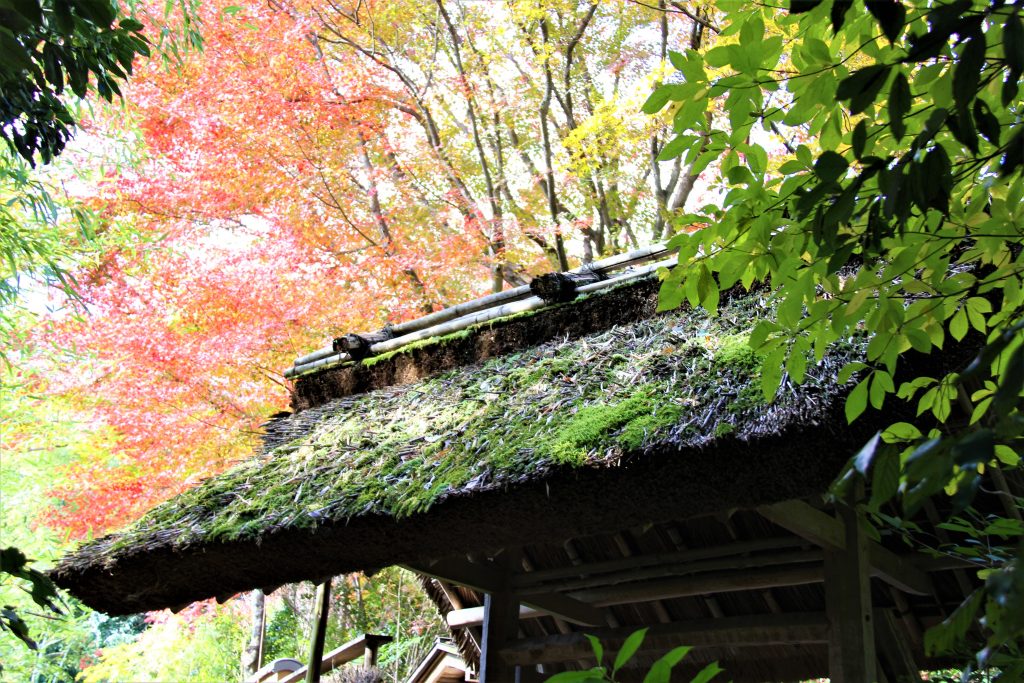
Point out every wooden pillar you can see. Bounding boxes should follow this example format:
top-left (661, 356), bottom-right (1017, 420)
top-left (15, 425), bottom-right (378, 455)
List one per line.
top-left (363, 636), bottom-right (382, 669)
top-left (479, 550), bottom-right (522, 683)
top-left (305, 579), bottom-right (333, 683)
top-left (825, 501), bottom-right (876, 683)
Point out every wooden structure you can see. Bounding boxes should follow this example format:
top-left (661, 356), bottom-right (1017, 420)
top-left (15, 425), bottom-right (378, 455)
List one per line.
top-left (52, 267), bottom-right (1007, 682)
top-left (406, 640), bottom-right (475, 683)
top-left (247, 634), bottom-right (392, 683)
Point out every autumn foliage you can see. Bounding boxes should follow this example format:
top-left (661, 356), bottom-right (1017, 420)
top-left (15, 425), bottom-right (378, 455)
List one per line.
top-left (18, 0), bottom-right (708, 537)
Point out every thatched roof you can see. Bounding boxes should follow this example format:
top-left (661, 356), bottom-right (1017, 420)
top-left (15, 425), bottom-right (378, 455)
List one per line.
top-left (52, 276), bottom-right (872, 615)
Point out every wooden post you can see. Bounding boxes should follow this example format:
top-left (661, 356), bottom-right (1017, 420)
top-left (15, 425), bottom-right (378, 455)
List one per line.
top-left (305, 579), bottom-right (333, 683)
top-left (825, 501), bottom-right (876, 683)
top-left (363, 636), bottom-right (381, 669)
top-left (479, 550), bottom-right (522, 683)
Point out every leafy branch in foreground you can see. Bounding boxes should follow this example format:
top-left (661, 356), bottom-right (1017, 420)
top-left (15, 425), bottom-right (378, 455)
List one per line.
top-left (545, 628), bottom-right (723, 683)
top-left (0, 546), bottom-right (64, 655)
top-left (649, 0), bottom-right (1023, 670)
top-left (0, 0), bottom-right (149, 164)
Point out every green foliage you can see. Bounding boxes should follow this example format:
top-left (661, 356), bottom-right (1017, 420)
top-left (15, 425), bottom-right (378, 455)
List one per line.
top-left (0, 547), bottom-right (63, 651)
top-left (79, 606), bottom-right (246, 683)
top-left (649, 0), bottom-right (1024, 669)
top-left (262, 604), bottom-right (302, 664)
top-left (544, 628), bottom-right (723, 683)
top-left (0, 0), bottom-right (149, 164)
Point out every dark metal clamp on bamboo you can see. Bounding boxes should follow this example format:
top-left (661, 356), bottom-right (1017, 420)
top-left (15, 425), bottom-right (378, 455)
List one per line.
top-left (529, 266), bottom-right (606, 303)
top-left (332, 326), bottom-right (395, 360)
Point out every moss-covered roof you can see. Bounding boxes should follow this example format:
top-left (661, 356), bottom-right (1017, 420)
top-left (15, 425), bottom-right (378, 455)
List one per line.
top-left (53, 279), bottom-right (867, 615)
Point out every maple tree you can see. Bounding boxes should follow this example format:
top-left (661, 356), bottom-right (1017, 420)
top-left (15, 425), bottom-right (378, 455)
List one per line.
top-left (22, 0), bottom-right (720, 538)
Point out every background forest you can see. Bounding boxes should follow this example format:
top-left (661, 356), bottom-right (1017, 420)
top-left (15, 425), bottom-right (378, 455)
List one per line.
top-left (2, 0), bottom-right (1023, 680)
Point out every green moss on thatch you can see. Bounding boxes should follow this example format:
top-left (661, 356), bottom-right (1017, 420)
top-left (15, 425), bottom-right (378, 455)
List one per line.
top-left (92, 291), bottom-right (858, 560)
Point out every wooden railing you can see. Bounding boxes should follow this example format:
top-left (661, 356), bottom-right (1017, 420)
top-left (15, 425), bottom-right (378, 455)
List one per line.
top-left (248, 633), bottom-right (393, 683)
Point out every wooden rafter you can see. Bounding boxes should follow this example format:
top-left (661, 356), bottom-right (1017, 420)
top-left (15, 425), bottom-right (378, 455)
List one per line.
top-left (405, 556), bottom-right (605, 627)
top-left (499, 613), bottom-right (830, 666)
top-left (510, 536), bottom-right (803, 588)
top-left (554, 564), bottom-right (823, 607)
top-left (758, 500), bottom-right (935, 596)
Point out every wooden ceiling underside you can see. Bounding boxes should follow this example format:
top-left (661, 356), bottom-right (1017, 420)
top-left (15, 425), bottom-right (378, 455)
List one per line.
top-left (412, 491), bottom-right (1012, 683)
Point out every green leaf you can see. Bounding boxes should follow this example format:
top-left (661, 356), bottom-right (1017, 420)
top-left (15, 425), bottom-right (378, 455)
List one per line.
top-left (642, 87), bottom-right (672, 115)
top-left (813, 151), bottom-right (848, 183)
top-left (869, 445), bottom-right (900, 509)
top-left (925, 589), bottom-right (983, 656)
top-left (950, 306), bottom-right (968, 341)
top-left (6, 0), bottom-right (42, 23)
top-left (838, 361), bottom-right (867, 385)
top-left (642, 645), bottom-right (693, 683)
top-left (0, 27), bottom-right (34, 72)
top-left (657, 135), bottom-right (691, 161)
top-left (866, 0), bottom-right (906, 43)
top-left (851, 119), bottom-right (867, 159)
top-left (830, 0), bottom-right (852, 33)
top-left (882, 422), bottom-right (922, 442)
top-left (836, 65), bottom-right (891, 115)
top-left (643, 661), bottom-right (671, 683)
top-left (1000, 128), bottom-right (1023, 177)
top-left (70, 0), bottom-right (116, 26)
top-left (845, 376), bottom-right (870, 423)
top-left (972, 99), bottom-right (1000, 146)
top-left (761, 345), bottom-right (786, 402)
top-left (992, 343), bottom-right (1024, 418)
top-left (0, 606), bottom-right (37, 650)
top-left (653, 644), bottom-right (691, 669)
top-left (853, 430), bottom-right (882, 475)
top-left (1003, 10), bottom-right (1023, 74)
top-left (995, 444), bottom-right (1021, 466)
top-left (545, 671), bottom-right (606, 683)
top-left (888, 72), bottom-right (911, 142)
top-left (905, 328), bottom-right (931, 353)
top-left (586, 634), bottom-right (604, 666)
top-left (704, 45), bottom-right (732, 68)
top-left (613, 628), bottom-right (648, 673)
top-left (690, 661), bottom-right (724, 683)
top-left (739, 15), bottom-right (765, 46)
top-left (951, 429), bottom-right (994, 468)
top-left (953, 33), bottom-right (985, 112)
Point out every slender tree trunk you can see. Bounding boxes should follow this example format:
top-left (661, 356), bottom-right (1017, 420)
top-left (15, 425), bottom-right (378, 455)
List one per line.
top-left (242, 589), bottom-right (266, 677)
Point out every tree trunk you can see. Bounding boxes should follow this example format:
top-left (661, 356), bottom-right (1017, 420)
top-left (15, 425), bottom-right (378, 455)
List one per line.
top-left (242, 589), bottom-right (266, 677)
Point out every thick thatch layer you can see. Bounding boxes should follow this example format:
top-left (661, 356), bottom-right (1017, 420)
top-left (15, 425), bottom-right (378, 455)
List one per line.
top-left (291, 278), bottom-right (667, 410)
top-left (53, 279), bottom-right (872, 615)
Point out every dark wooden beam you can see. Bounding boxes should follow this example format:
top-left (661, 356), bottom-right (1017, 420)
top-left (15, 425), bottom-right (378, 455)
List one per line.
top-left (511, 536), bottom-right (803, 588)
top-left (824, 501), bottom-right (876, 683)
top-left (405, 556), bottom-right (604, 627)
top-left (759, 500), bottom-right (935, 596)
top-left (480, 550), bottom-right (520, 683)
top-left (500, 613), bottom-right (830, 666)
top-left (516, 548), bottom-right (822, 593)
top-left (304, 579), bottom-right (332, 683)
top-left (876, 608), bottom-right (923, 683)
top-left (555, 563), bottom-right (823, 607)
